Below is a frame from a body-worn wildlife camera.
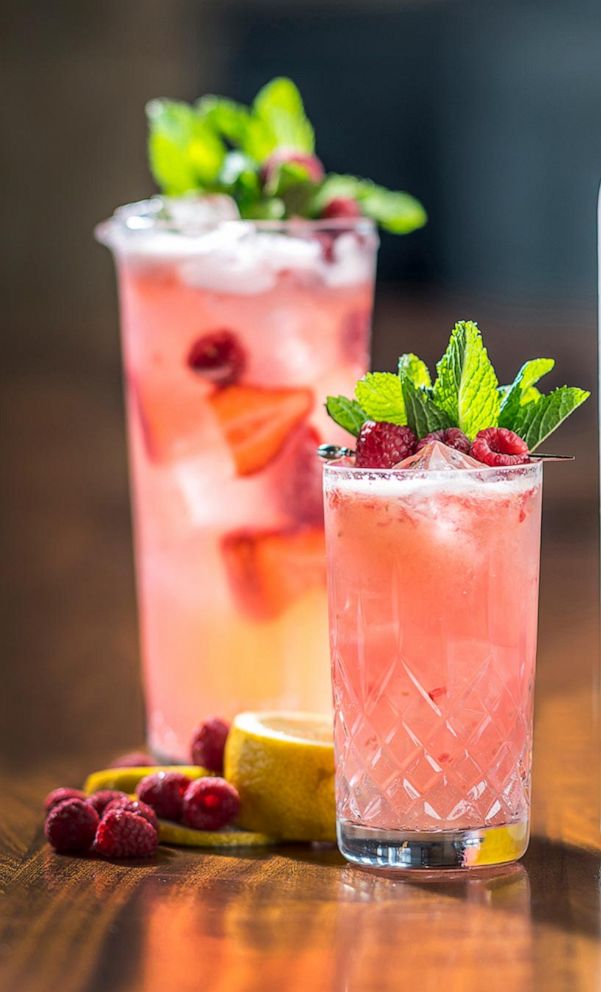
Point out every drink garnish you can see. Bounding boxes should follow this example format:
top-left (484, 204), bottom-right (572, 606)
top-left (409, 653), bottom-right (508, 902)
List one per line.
top-left (146, 77), bottom-right (426, 233)
top-left (326, 320), bottom-right (589, 466)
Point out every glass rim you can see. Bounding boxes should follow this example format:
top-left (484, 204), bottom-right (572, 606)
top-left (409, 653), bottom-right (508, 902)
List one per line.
top-left (323, 458), bottom-right (543, 482)
top-left (95, 195), bottom-right (378, 247)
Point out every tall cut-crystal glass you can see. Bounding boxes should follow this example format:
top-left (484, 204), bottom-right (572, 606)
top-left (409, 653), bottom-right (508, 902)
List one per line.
top-left (324, 459), bottom-right (542, 870)
top-left (97, 199), bottom-right (378, 760)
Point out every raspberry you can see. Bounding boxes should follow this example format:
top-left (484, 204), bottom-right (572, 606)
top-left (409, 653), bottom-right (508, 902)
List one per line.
top-left (136, 772), bottom-right (191, 821)
top-left (190, 718), bottom-right (230, 773)
top-left (103, 797), bottom-right (159, 831)
top-left (87, 790), bottom-right (130, 816)
top-left (321, 197), bottom-right (362, 220)
top-left (355, 421), bottom-right (417, 468)
top-left (261, 150), bottom-right (325, 187)
top-left (109, 751), bottom-right (154, 768)
top-left (471, 428), bottom-right (530, 467)
top-left (187, 330), bottom-right (246, 387)
top-left (94, 809), bottom-right (158, 859)
top-left (181, 777), bottom-right (240, 831)
top-left (44, 787), bottom-right (87, 812)
top-left (416, 428), bottom-right (471, 454)
top-left (45, 799), bottom-right (99, 854)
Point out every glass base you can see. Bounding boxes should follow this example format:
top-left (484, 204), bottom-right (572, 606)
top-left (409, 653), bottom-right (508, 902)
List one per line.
top-left (338, 819), bottom-right (530, 871)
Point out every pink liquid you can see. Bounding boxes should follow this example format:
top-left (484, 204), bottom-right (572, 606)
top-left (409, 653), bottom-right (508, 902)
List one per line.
top-left (105, 217), bottom-right (376, 759)
top-left (325, 463), bottom-right (542, 835)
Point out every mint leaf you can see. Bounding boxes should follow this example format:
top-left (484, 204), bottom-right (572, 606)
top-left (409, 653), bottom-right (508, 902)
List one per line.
top-left (313, 175), bottom-right (426, 234)
top-left (402, 379), bottom-right (452, 437)
top-left (499, 358), bottom-right (555, 430)
top-left (398, 353), bottom-right (432, 389)
top-left (249, 77), bottom-right (315, 158)
top-left (355, 372), bottom-right (406, 425)
top-left (325, 396), bottom-right (366, 437)
top-left (433, 321), bottom-right (500, 439)
top-left (146, 100), bottom-right (225, 194)
top-left (359, 186), bottom-right (427, 234)
top-left (197, 96), bottom-right (251, 146)
top-left (511, 386), bottom-right (590, 450)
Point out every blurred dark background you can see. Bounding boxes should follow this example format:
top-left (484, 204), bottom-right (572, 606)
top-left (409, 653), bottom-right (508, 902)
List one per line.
top-left (2, 0), bottom-right (599, 767)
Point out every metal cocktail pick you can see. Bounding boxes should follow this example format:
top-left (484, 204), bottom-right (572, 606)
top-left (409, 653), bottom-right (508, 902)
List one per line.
top-left (317, 443), bottom-right (574, 462)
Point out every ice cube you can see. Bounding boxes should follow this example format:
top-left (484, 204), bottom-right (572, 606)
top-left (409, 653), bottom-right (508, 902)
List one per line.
top-left (397, 441), bottom-right (482, 471)
top-left (165, 193), bottom-right (240, 232)
top-left (321, 233), bottom-right (375, 287)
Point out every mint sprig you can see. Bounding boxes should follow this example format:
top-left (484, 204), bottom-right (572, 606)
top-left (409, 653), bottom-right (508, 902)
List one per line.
top-left (325, 397), bottom-right (366, 437)
top-left (432, 321), bottom-right (500, 439)
top-left (145, 78), bottom-right (426, 232)
top-left (355, 372), bottom-right (406, 424)
top-left (325, 320), bottom-right (589, 452)
top-left (509, 386), bottom-right (589, 451)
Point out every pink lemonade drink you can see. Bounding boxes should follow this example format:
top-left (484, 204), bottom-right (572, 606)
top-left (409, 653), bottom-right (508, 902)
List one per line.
top-left (324, 457), bottom-right (542, 869)
top-left (97, 200), bottom-right (378, 760)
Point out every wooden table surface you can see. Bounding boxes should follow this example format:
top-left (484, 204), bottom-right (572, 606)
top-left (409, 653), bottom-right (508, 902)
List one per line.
top-left (1, 298), bottom-right (600, 991)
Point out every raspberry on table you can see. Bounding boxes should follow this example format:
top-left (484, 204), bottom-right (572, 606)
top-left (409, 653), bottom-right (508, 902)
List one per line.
top-left (181, 777), bottom-right (241, 831)
top-left (470, 427), bottom-right (530, 467)
top-left (355, 421), bottom-right (417, 468)
top-left (45, 799), bottom-right (99, 854)
top-left (44, 787), bottom-right (87, 812)
top-left (94, 809), bottom-right (158, 859)
top-left (136, 772), bottom-right (191, 821)
top-left (187, 330), bottom-right (246, 387)
top-left (416, 428), bottom-right (470, 454)
top-left (103, 798), bottom-right (159, 831)
top-left (87, 790), bottom-right (130, 816)
top-left (191, 717), bottom-right (230, 773)
top-left (109, 751), bottom-right (154, 769)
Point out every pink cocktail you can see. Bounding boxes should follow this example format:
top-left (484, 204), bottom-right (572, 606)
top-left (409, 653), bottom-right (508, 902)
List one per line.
top-left (97, 200), bottom-right (377, 760)
top-left (324, 457), bottom-right (542, 869)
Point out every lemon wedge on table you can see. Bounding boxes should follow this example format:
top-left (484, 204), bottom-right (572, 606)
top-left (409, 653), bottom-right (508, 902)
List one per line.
top-left (158, 820), bottom-right (274, 848)
top-left (83, 765), bottom-right (210, 795)
top-left (224, 712), bottom-right (336, 842)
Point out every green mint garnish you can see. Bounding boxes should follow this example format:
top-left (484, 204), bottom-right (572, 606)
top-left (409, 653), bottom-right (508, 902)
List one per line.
top-left (325, 320), bottom-right (589, 451)
top-left (313, 175), bottom-right (427, 234)
top-left (147, 99), bottom-right (226, 196)
top-left (401, 378), bottom-right (452, 437)
top-left (498, 358), bottom-right (555, 429)
top-left (355, 372), bottom-right (406, 424)
top-left (325, 397), bottom-right (366, 437)
top-left (432, 321), bottom-right (500, 439)
top-left (398, 353), bottom-right (432, 389)
top-left (508, 386), bottom-right (589, 451)
top-left (145, 78), bottom-right (426, 232)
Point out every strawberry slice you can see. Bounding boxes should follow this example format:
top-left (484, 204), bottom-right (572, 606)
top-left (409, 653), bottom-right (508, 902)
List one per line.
top-left (221, 527), bottom-right (325, 620)
top-left (209, 385), bottom-right (313, 477)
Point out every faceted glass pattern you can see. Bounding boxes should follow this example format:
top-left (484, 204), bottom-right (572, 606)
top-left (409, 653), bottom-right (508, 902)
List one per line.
top-left (325, 462), bottom-right (542, 836)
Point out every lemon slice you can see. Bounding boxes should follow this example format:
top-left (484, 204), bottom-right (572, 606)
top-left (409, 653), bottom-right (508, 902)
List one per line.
top-left (83, 765), bottom-right (210, 795)
top-left (224, 712), bottom-right (335, 842)
top-left (158, 820), bottom-right (275, 848)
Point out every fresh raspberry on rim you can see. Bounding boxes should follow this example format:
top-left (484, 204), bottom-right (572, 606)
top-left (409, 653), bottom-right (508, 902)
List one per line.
top-left (191, 717), bottom-right (230, 773)
top-left (470, 427), bottom-right (530, 467)
top-left (181, 777), bottom-right (241, 831)
top-left (416, 428), bottom-right (470, 454)
top-left (136, 771), bottom-right (191, 821)
top-left (94, 809), bottom-right (158, 859)
top-left (355, 421), bottom-right (417, 468)
top-left (45, 798), bottom-right (99, 854)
